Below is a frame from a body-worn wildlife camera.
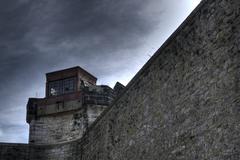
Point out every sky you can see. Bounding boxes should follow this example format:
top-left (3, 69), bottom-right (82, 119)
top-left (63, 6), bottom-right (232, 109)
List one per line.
top-left (0, 0), bottom-right (201, 143)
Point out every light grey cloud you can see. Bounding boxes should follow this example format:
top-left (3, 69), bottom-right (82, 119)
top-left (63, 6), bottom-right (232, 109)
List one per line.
top-left (0, 124), bottom-right (28, 143)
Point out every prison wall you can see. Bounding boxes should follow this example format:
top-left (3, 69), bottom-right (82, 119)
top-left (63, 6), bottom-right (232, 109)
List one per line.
top-left (77, 0), bottom-right (240, 159)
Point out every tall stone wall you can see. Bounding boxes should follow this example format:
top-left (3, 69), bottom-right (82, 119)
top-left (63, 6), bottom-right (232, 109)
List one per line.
top-left (77, 0), bottom-right (240, 159)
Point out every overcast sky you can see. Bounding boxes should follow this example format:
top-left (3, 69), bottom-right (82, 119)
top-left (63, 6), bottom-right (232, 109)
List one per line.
top-left (0, 0), bottom-right (201, 143)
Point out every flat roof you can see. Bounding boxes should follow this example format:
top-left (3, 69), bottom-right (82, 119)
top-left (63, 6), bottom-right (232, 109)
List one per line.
top-left (46, 66), bottom-right (97, 80)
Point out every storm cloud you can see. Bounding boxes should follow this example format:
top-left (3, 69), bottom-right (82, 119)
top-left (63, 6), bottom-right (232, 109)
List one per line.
top-left (0, 0), bottom-right (201, 143)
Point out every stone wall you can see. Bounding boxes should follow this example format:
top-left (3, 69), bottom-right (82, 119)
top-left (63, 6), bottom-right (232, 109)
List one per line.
top-left (0, 143), bottom-right (29, 160)
top-left (29, 109), bottom-right (86, 144)
top-left (29, 105), bottom-right (108, 145)
top-left (28, 142), bottom-right (79, 160)
top-left (77, 0), bottom-right (240, 159)
top-left (0, 142), bottom-right (80, 160)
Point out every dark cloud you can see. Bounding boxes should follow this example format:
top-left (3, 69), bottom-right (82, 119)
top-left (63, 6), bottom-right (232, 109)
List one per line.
top-left (0, 0), bottom-right (201, 142)
top-left (0, 0), bottom-right (164, 99)
top-left (0, 0), bottom-right (162, 82)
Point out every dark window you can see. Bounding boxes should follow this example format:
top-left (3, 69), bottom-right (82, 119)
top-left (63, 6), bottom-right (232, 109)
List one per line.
top-left (63, 77), bottom-right (76, 93)
top-left (49, 80), bottom-right (63, 96)
top-left (48, 77), bottom-right (76, 96)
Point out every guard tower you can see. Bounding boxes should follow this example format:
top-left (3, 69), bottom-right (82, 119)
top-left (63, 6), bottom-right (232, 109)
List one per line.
top-left (27, 66), bottom-right (124, 144)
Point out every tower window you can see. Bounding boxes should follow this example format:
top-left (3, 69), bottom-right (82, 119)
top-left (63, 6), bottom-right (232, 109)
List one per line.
top-left (48, 77), bottom-right (76, 96)
top-left (49, 80), bottom-right (63, 96)
top-left (63, 78), bottom-right (76, 93)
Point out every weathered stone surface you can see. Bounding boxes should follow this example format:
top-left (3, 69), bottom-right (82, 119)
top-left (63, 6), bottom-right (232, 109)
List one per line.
top-left (29, 109), bottom-right (86, 144)
top-left (77, 0), bottom-right (240, 159)
top-left (29, 85), bottom-right (114, 144)
top-left (1, 0), bottom-right (240, 159)
top-left (0, 143), bottom-right (29, 160)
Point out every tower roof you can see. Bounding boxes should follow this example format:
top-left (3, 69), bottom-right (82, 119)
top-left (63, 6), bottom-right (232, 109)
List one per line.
top-left (46, 66), bottom-right (97, 83)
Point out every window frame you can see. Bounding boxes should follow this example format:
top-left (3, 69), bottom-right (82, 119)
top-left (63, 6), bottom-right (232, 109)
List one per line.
top-left (48, 77), bottom-right (77, 97)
